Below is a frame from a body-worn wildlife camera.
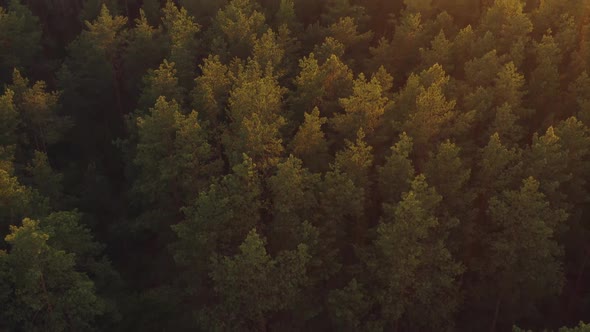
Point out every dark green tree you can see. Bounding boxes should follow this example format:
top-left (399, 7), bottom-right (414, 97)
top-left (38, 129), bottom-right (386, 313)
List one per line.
top-left (290, 107), bottom-right (330, 172)
top-left (208, 0), bottom-right (267, 61)
top-left (369, 175), bottom-right (463, 330)
top-left (485, 177), bottom-right (567, 331)
top-left (204, 229), bottom-right (310, 331)
top-left (161, 1), bottom-right (200, 88)
top-left (0, 218), bottom-right (105, 331)
top-left (0, 0), bottom-right (41, 78)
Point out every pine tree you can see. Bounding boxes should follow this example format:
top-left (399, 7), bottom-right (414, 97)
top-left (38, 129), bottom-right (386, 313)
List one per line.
top-left (161, 1), bottom-right (200, 88)
top-left (464, 50), bottom-right (501, 88)
top-left (0, 218), bottom-right (105, 331)
top-left (8, 69), bottom-right (70, 154)
top-left (191, 55), bottom-right (232, 126)
top-left (529, 32), bottom-right (562, 118)
top-left (420, 30), bottom-right (454, 73)
top-left (332, 72), bottom-right (390, 141)
top-left (0, 0), bottom-right (42, 78)
top-left (204, 229), bottom-right (310, 330)
top-left (314, 36), bottom-right (346, 64)
top-left (369, 175), bottom-right (463, 330)
top-left (123, 9), bottom-right (168, 101)
top-left (0, 167), bottom-right (38, 229)
top-left (57, 4), bottom-right (127, 165)
top-left (267, 156), bottom-right (320, 251)
top-left (290, 107), bottom-right (330, 172)
top-left (569, 72), bottom-right (590, 126)
top-left (327, 278), bottom-right (373, 331)
top-left (402, 64), bottom-right (457, 156)
top-left (554, 117), bottom-right (590, 204)
top-left (132, 96), bottom-right (221, 229)
top-left (494, 62), bottom-right (526, 109)
top-left (424, 140), bottom-right (473, 219)
top-left (333, 129), bottom-right (373, 191)
top-left (478, 0), bottom-right (532, 67)
top-left (485, 177), bottom-right (567, 330)
top-left (0, 89), bottom-right (19, 149)
top-left (172, 156), bottom-right (262, 272)
top-left (26, 151), bottom-right (63, 207)
top-left (488, 103), bottom-right (525, 146)
top-left (289, 53), bottom-right (355, 123)
top-left (368, 11), bottom-right (427, 77)
top-left (324, 16), bottom-right (373, 68)
top-left (452, 25), bottom-right (477, 70)
top-left (525, 127), bottom-right (572, 207)
top-left (137, 60), bottom-right (185, 112)
top-left (321, 0), bottom-right (367, 26)
top-left (378, 132), bottom-right (415, 204)
top-left (274, 0), bottom-right (301, 32)
top-left (209, 0), bottom-right (267, 61)
top-left (289, 53), bottom-right (323, 116)
top-left (317, 165), bottom-right (365, 272)
top-left (224, 63), bottom-right (286, 170)
top-left (252, 28), bottom-right (287, 76)
top-left (476, 133), bottom-right (523, 198)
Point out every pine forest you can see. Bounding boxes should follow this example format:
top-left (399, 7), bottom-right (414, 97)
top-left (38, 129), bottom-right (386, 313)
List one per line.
top-left (2, 0), bottom-right (590, 331)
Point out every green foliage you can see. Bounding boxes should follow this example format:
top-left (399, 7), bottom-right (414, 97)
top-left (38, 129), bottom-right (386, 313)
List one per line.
top-left (401, 64), bottom-right (459, 154)
top-left (525, 127), bottom-right (572, 207)
top-left (369, 175), bottom-right (463, 330)
top-left (327, 279), bottom-right (372, 331)
top-left (378, 133), bottom-right (415, 204)
top-left (133, 96), bottom-right (221, 226)
top-left (56, 5), bottom-right (127, 165)
top-left (209, 0), bottom-right (267, 61)
top-left (325, 16), bottom-right (373, 67)
top-left (124, 9), bottom-right (168, 99)
top-left (224, 62), bottom-right (286, 170)
top-left (424, 140), bottom-right (474, 218)
top-left (172, 156), bottom-right (262, 269)
top-left (478, 0), bottom-right (532, 66)
top-left (0, 88), bottom-right (19, 148)
top-left (267, 156), bottom-right (320, 251)
top-left (559, 322), bottom-right (590, 332)
top-left (161, 1), bottom-right (200, 88)
top-left (8, 69), bottom-right (69, 153)
top-left (0, 168), bottom-right (35, 228)
top-left (290, 107), bottom-right (330, 172)
top-left (476, 133), bottom-right (523, 197)
top-left (252, 28), bottom-right (286, 76)
top-left (275, 0), bottom-right (300, 32)
top-left (333, 129), bottom-right (373, 190)
top-left (3, 1), bottom-right (590, 330)
top-left (290, 53), bottom-right (354, 119)
top-left (369, 11), bottom-right (428, 77)
top-left (0, 218), bottom-right (105, 331)
top-left (528, 32), bottom-right (562, 115)
top-left (420, 30), bottom-right (454, 72)
top-left (485, 177), bottom-right (567, 325)
top-left (332, 72), bottom-right (390, 140)
top-left (137, 60), bottom-right (185, 111)
top-left (322, 0), bottom-right (368, 26)
top-left (204, 229), bottom-right (310, 330)
top-left (0, 0), bottom-right (41, 77)
top-left (26, 151), bottom-right (63, 206)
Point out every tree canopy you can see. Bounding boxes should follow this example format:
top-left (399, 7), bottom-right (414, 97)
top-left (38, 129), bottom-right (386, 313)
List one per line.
top-left (1, 0), bottom-right (590, 331)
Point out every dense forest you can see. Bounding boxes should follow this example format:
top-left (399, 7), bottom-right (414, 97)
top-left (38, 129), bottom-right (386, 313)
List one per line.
top-left (2, 0), bottom-right (590, 330)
